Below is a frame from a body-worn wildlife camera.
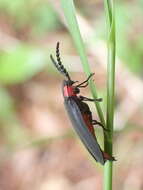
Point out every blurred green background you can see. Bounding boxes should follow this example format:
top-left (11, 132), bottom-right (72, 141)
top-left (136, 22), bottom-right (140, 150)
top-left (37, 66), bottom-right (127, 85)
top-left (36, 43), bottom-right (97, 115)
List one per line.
top-left (0, 0), bottom-right (143, 190)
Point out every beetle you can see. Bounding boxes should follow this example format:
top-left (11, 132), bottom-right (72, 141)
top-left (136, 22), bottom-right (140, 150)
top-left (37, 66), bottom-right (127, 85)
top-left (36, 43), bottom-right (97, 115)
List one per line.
top-left (50, 42), bottom-right (115, 165)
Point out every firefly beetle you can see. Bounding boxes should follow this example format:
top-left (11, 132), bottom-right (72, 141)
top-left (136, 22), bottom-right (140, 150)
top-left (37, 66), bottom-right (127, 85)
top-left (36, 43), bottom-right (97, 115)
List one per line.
top-left (50, 42), bottom-right (115, 165)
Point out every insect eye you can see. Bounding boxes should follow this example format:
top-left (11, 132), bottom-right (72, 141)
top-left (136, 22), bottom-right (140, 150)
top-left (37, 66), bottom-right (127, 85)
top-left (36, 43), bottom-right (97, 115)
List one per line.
top-left (74, 87), bottom-right (80, 94)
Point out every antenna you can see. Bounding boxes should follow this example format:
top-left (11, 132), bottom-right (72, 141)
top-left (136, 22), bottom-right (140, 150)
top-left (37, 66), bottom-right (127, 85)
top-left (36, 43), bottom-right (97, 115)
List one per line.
top-left (50, 42), bottom-right (71, 81)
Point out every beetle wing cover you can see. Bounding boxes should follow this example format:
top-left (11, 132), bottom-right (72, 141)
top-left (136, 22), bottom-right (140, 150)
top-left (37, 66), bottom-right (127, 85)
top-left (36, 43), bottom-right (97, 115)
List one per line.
top-left (64, 98), bottom-right (105, 165)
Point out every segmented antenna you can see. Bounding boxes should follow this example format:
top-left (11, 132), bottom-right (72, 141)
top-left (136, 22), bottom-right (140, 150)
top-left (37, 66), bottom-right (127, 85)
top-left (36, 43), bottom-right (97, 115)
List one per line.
top-left (50, 42), bottom-right (71, 81)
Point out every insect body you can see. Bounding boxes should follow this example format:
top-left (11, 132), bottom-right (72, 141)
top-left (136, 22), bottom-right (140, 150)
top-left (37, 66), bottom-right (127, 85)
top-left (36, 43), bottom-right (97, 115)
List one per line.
top-left (50, 42), bottom-right (114, 165)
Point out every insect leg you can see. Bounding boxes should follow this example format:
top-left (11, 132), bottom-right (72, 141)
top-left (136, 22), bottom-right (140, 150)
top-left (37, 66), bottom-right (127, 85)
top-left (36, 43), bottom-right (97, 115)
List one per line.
top-left (92, 120), bottom-right (109, 131)
top-left (77, 82), bottom-right (89, 88)
top-left (103, 152), bottom-right (116, 161)
top-left (76, 73), bottom-right (94, 88)
top-left (79, 96), bottom-right (102, 102)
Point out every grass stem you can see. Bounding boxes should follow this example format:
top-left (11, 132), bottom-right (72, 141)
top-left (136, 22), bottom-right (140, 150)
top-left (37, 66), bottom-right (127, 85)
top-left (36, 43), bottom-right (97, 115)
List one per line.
top-left (103, 0), bottom-right (116, 190)
top-left (60, 0), bottom-right (105, 125)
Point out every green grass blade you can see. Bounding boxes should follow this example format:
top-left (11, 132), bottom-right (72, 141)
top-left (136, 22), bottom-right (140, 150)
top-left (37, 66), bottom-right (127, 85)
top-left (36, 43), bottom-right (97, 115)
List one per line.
top-left (103, 0), bottom-right (116, 190)
top-left (60, 0), bottom-right (105, 125)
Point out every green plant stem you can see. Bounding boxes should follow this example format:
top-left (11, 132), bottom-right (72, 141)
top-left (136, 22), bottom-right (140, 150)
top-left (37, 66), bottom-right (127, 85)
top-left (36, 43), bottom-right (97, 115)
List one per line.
top-left (60, 0), bottom-right (105, 125)
top-left (103, 0), bottom-right (116, 190)
top-left (60, 0), bottom-right (116, 189)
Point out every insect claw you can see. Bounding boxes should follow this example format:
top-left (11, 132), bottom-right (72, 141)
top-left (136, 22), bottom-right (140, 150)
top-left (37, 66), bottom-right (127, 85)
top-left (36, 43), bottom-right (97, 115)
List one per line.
top-left (90, 72), bottom-right (95, 76)
top-left (73, 81), bottom-right (79, 84)
top-left (96, 98), bottom-right (103, 102)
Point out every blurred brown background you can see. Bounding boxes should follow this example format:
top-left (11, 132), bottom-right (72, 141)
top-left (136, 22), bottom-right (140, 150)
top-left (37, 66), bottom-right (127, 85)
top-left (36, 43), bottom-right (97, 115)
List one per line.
top-left (0, 0), bottom-right (143, 190)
